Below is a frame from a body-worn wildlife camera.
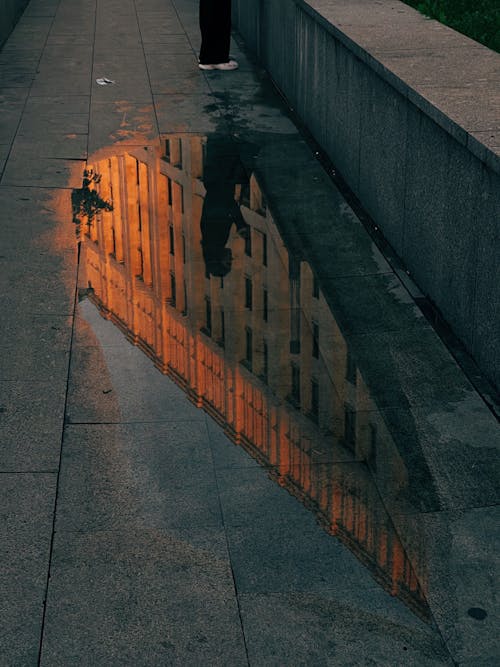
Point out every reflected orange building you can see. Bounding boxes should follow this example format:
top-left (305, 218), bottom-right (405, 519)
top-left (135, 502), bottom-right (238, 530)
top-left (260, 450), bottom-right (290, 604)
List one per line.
top-left (74, 134), bottom-right (429, 620)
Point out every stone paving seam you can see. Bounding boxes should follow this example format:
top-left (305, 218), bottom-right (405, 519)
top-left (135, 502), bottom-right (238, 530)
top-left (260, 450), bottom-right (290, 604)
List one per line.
top-left (31, 0), bottom-right (92, 662)
top-left (204, 417), bottom-right (252, 667)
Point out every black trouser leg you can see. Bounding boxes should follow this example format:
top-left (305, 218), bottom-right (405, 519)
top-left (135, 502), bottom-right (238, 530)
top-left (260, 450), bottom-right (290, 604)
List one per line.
top-left (199, 0), bottom-right (231, 64)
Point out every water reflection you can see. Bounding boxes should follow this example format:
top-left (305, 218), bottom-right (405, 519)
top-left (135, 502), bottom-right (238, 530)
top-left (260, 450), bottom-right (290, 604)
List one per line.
top-left (74, 134), bottom-right (430, 621)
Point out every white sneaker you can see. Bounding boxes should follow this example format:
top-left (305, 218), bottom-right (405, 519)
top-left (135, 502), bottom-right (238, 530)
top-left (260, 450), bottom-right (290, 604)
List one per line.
top-left (199, 60), bottom-right (239, 71)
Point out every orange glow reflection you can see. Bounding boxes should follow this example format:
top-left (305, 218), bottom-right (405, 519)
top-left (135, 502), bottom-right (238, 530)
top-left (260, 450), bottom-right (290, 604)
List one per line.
top-left (74, 134), bottom-right (430, 620)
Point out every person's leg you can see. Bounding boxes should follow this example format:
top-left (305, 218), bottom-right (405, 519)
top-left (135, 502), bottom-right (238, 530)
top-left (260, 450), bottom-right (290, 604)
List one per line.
top-left (199, 0), bottom-right (231, 65)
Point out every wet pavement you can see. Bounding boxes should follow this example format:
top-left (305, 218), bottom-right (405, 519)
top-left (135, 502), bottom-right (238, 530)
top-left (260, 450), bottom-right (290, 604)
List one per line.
top-left (1, 0), bottom-right (499, 665)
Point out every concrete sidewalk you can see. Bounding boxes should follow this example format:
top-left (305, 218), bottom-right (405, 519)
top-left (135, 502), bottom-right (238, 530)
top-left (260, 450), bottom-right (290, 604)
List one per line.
top-left (1, 0), bottom-right (499, 665)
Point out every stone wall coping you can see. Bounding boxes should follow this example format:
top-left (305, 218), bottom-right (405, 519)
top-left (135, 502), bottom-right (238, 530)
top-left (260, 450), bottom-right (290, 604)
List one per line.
top-left (299, 0), bottom-right (500, 174)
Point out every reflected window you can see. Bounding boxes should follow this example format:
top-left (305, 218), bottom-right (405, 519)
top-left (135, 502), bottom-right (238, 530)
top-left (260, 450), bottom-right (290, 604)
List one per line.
top-left (312, 275), bottom-right (319, 299)
top-left (176, 140), bottom-right (183, 169)
top-left (312, 321), bottom-right (319, 359)
top-left (262, 233), bottom-right (268, 267)
top-left (183, 280), bottom-right (188, 315)
top-left (245, 327), bottom-right (253, 369)
top-left (291, 363), bottom-right (300, 405)
top-left (137, 246), bottom-right (144, 279)
top-left (344, 406), bottom-right (356, 450)
top-left (241, 183), bottom-right (250, 208)
top-left (167, 178), bottom-right (173, 206)
top-left (170, 272), bottom-right (176, 308)
top-left (311, 379), bottom-right (319, 419)
top-left (244, 228), bottom-right (252, 257)
top-left (346, 349), bottom-right (357, 385)
top-left (169, 138), bottom-right (182, 168)
top-left (169, 225), bottom-right (175, 255)
top-left (263, 340), bottom-right (268, 383)
top-left (368, 423), bottom-right (377, 472)
top-left (182, 234), bottom-right (186, 263)
top-left (245, 277), bottom-right (253, 310)
top-left (254, 190), bottom-right (267, 215)
top-left (263, 289), bottom-right (268, 322)
top-left (205, 297), bottom-right (212, 335)
top-left (220, 310), bottom-right (225, 346)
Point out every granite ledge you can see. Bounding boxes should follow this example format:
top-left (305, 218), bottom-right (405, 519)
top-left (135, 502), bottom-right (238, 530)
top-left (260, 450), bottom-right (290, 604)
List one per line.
top-left (299, 0), bottom-right (500, 174)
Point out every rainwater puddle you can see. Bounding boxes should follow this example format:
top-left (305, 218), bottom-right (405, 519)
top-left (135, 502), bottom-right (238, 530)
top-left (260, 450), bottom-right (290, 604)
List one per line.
top-left (68, 131), bottom-right (498, 663)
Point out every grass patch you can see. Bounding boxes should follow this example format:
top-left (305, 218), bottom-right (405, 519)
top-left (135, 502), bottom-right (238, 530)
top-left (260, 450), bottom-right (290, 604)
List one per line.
top-left (403, 0), bottom-right (500, 52)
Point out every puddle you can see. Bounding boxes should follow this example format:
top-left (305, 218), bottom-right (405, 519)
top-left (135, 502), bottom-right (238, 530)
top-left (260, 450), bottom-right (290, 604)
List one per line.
top-left (65, 127), bottom-right (499, 667)
top-left (70, 132), bottom-right (444, 624)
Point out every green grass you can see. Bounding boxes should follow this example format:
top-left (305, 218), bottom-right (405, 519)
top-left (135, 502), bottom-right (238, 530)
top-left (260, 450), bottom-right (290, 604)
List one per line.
top-left (403, 0), bottom-right (500, 52)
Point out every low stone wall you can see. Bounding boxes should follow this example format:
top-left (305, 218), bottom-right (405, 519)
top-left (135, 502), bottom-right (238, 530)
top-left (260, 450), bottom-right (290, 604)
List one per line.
top-left (232, 0), bottom-right (500, 391)
top-left (0, 0), bottom-right (30, 47)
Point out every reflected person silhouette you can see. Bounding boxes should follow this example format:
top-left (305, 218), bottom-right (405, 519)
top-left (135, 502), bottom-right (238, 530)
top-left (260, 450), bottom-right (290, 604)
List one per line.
top-left (200, 137), bottom-right (249, 278)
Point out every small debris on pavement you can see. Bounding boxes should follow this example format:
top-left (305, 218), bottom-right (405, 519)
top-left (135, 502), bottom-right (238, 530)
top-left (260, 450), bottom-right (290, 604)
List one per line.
top-left (96, 77), bottom-right (116, 85)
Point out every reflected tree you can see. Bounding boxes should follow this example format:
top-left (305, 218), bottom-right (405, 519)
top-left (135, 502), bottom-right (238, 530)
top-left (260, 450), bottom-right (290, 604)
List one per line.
top-left (72, 169), bottom-right (113, 227)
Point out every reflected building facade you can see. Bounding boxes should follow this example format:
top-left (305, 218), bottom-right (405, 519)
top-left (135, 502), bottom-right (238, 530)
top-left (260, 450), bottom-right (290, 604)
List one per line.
top-left (74, 134), bottom-right (429, 620)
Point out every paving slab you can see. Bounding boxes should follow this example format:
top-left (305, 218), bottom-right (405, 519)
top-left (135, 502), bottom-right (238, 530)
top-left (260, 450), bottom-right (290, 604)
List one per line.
top-left (360, 400), bottom-right (500, 515)
top-left (0, 143), bottom-right (10, 173)
top-left (11, 134), bottom-right (88, 160)
top-left (56, 422), bottom-right (222, 531)
top-left (66, 341), bottom-right (206, 424)
top-left (2, 16), bottom-right (53, 51)
top-left (289, 228), bottom-right (392, 278)
top-left (1, 151), bottom-right (85, 188)
top-left (0, 380), bottom-right (65, 471)
top-left (342, 327), bottom-right (483, 411)
top-left (0, 103), bottom-right (24, 143)
top-left (40, 528), bottom-right (247, 666)
top-left (88, 101), bottom-right (158, 153)
top-left (66, 302), bottom-right (205, 424)
top-left (392, 506), bottom-right (500, 666)
top-left (151, 70), bottom-right (212, 96)
top-left (23, 94), bottom-right (90, 115)
top-left (0, 473), bottom-right (56, 666)
top-left (138, 17), bottom-right (186, 41)
top-left (0, 61), bottom-right (38, 88)
top-left (154, 93), bottom-right (224, 133)
top-left (0, 185), bottom-right (75, 251)
top-left (138, 0), bottom-right (178, 9)
top-left (45, 32), bottom-right (93, 46)
top-left (23, 0), bottom-right (60, 16)
top-left (239, 592), bottom-right (452, 666)
top-left (206, 417), bottom-right (261, 470)
top-left (16, 110), bottom-right (88, 136)
top-left (0, 87), bottom-right (30, 105)
top-left (220, 463), bottom-right (398, 594)
top-left (30, 73), bottom-right (92, 97)
top-left (0, 314), bottom-right (72, 383)
top-left (145, 51), bottom-right (200, 77)
top-left (142, 35), bottom-right (197, 55)
top-left (91, 78), bottom-right (153, 105)
top-left (320, 273), bottom-right (427, 335)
